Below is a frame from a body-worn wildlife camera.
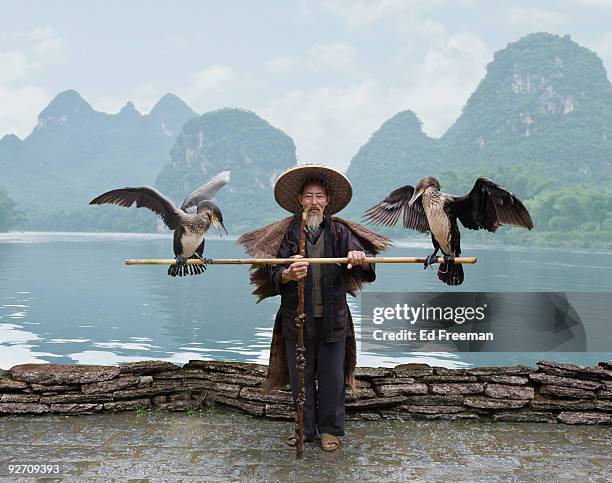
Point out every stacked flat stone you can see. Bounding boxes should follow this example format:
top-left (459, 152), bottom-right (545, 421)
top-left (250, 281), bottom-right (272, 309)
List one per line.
top-left (0, 360), bottom-right (610, 425)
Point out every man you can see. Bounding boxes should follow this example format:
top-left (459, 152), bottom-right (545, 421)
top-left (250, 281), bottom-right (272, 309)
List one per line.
top-left (237, 165), bottom-right (391, 451)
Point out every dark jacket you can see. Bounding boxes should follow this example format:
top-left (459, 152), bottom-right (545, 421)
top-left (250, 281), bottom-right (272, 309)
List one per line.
top-left (269, 214), bottom-right (376, 343)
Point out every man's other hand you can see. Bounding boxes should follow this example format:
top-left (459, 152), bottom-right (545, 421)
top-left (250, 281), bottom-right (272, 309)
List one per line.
top-left (347, 250), bottom-right (367, 269)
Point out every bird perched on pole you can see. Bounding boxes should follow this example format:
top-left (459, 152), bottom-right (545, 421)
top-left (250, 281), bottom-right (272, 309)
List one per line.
top-left (363, 176), bottom-right (533, 286)
top-left (90, 171), bottom-right (230, 277)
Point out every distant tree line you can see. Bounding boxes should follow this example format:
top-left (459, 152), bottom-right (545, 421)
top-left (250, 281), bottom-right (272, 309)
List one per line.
top-left (526, 186), bottom-right (612, 232)
top-left (0, 187), bottom-right (23, 232)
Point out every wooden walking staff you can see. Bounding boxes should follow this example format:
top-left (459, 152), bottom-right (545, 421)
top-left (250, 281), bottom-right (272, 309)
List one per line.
top-left (294, 210), bottom-right (307, 459)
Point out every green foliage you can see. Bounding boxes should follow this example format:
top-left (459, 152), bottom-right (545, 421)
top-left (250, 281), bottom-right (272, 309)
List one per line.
top-left (440, 33), bottom-right (612, 186)
top-left (26, 205), bottom-right (158, 232)
top-left (155, 108), bottom-right (296, 232)
top-left (437, 164), bottom-right (554, 200)
top-left (345, 33), bottom-right (612, 249)
top-left (0, 186), bottom-right (25, 232)
top-left (525, 185), bottom-right (612, 232)
top-left (344, 110), bottom-right (443, 220)
top-left (470, 185), bottom-right (612, 249)
top-left (135, 406), bottom-right (161, 414)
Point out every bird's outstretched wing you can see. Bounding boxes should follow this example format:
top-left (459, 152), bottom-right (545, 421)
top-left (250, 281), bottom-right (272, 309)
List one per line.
top-left (89, 186), bottom-right (181, 230)
top-left (181, 171), bottom-right (230, 212)
top-left (451, 177), bottom-right (534, 232)
top-left (363, 185), bottom-right (430, 233)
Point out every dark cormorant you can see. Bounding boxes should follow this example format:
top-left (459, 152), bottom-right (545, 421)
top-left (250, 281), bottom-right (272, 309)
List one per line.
top-left (363, 176), bottom-right (533, 285)
top-left (90, 171), bottom-right (230, 277)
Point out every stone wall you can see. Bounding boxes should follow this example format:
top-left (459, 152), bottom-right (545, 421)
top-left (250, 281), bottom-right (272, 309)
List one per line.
top-left (0, 360), bottom-right (610, 425)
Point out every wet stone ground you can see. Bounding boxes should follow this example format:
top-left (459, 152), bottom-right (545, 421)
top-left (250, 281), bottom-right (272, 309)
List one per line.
top-left (0, 409), bottom-right (610, 482)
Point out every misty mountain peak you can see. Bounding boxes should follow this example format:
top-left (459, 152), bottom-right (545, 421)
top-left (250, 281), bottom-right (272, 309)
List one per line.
top-left (118, 101), bottom-right (142, 118)
top-left (38, 90), bottom-right (94, 125)
top-left (154, 107), bottom-right (296, 229)
top-left (147, 93), bottom-right (197, 137)
top-left (489, 32), bottom-right (609, 101)
top-left (437, 31), bottom-right (612, 184)
top-left (0, 133), bottom-right (24, 159)
top-left (378, 110), bottom-right (426, 136)
top-left (442, 31), bottom-right (611, 146)
top-left (0, 133), bottom-right (22, 146)
top-left (149, 93), bottom-right (197, 119)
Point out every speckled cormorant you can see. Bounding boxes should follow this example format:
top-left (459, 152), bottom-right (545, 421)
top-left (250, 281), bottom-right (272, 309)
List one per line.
top-left (90, 171), bottom-right (230, 277)
top-left (364, 176), bottom-right (534, 285)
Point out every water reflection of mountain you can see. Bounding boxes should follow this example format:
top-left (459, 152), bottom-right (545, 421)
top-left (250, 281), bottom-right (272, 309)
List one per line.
top-left (0, 234), bottom-right (610, 368)
top-left (142, 238), bottom-right (278, 359)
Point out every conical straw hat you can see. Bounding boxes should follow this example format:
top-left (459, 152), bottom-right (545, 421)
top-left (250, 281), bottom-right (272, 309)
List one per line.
top-left (274, 164), bottom-right (352, 215)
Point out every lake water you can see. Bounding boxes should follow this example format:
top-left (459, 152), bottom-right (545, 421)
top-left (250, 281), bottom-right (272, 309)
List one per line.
top-left (0, 232), bottom-right (610, 370)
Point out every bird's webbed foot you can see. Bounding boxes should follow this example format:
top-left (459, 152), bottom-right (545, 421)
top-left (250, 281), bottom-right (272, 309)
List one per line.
top-left (443, 254), bottom-right (455, 265)
top-left (424, 253), bottom-right (439, 270)
top-left (169, 254), bottom-right (211, 277)
top-left (437, 254), bottom-right (455, 275)
top-left (190, 253), bottom-right (209, 271)
top-left (168, 256), bottom-right (191, 277)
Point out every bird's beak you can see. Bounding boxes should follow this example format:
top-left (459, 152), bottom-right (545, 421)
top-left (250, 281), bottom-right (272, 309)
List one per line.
top-left (211, 216), bottom-right (228, 236)
top-left (409, 189), bottom-right (423, 207)
top-left (219, 221), bottom-right (228, 236)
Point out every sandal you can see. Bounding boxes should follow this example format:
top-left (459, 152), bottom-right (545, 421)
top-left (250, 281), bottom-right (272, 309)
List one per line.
top-left (320, 433), bottom-right (339, 452)
top-left (285, 434), bottom-right (298, 447)
top-left (285, 433), bottom-right (313, 446)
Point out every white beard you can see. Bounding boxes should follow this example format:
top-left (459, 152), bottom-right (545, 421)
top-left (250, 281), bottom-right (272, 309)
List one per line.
top-left (305, 208), bottom-right (323, 231)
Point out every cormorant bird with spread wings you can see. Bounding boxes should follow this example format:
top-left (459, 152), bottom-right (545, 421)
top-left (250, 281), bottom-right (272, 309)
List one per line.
top-left (90, 171), bottom-right (230, 277)
top-left (363, 177), bottom-right (533, 286)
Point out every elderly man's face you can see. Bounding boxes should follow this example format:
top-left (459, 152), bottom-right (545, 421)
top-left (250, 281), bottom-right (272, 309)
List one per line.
top-left (298, 183), bottom-right (329, 229)
top-left (298, 183), bottom-right (329, 211)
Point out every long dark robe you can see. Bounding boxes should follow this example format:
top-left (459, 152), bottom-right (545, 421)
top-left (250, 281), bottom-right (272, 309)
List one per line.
top-left (237, 216), bottom-right (392, 394)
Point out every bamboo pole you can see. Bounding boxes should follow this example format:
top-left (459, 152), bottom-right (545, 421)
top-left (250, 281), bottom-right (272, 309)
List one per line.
top-left (125, 256), bottom-right (477, 266)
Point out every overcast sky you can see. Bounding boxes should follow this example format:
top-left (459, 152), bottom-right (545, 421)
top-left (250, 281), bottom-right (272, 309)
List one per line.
top-left (1, 0), bottom-right (611, 170)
